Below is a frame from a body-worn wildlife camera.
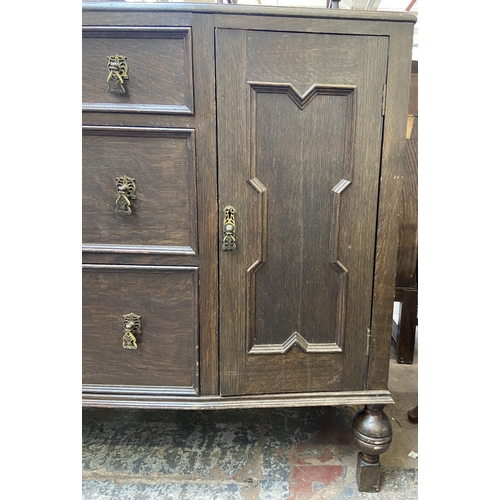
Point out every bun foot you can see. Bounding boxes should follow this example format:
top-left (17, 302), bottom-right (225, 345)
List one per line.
top-left (352, 404), bottom-right (392, 492)
top-left (356, 452), bottom-right (382, 492)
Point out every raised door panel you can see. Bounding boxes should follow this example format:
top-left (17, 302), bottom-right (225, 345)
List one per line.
top-left (217, 29), bottom-right (388, 396)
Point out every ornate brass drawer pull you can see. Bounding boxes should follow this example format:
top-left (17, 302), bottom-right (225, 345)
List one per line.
top-left (122, 312), bottom-right (142, 349)
top-left (115, 175), bottom-right (136, 215)
top-left (222, 206), bottom-right (236, 251)
top-left (107, 54), bottom-right (129, 95)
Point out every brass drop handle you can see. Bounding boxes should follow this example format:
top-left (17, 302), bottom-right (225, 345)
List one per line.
top-left (122, 313), bottom-right (142, 349)
top-left (222, 206), bottom-right (236, 251)
top-left (107, 54), bottom-right (129, 95)
top-left (115, 175), bottom-right (136, 215)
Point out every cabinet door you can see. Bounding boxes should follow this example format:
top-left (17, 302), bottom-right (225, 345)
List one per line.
top-left (217, 29), bottom-right (388, 396)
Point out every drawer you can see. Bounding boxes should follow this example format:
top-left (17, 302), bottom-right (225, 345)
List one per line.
top-left (82, 27), bottom-right (194, 114)
top-left (82, 265), bottom-right (199, 395)
top-left (82, 126), bottom-right (197, 255)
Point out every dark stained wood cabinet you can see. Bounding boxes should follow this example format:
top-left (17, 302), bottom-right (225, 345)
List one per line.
top-left (82, 2), bottom-right (416, 492)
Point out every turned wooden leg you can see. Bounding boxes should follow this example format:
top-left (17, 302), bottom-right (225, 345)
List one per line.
top-left (352, 404), bottom-right (392, 492)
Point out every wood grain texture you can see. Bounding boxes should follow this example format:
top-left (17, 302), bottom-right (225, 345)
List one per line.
top-left (82, 265), bottom-right (199, 392)
top-left (83, 2), bottom-right (416, 24)
top-left (392, 65), bottom-right (418, 365)
top-left (218, 29), bottom-right (388, 396)
top-left (82, 389), bottom-right (393, 410)
top-left (213, 15), bottom-right (410, 37)
top-left (83, 9), bottom-right (193, 28)
top-left (338, 34), bottom-right (388, 391)
top-left (82, 5), bottom-right (416, 408)
top-left (217, 28), bottom-right (247, 396)
top-left (396, 116), bottom-right (418, 288)
top-left (82, 126), bottom-right (197, 254)
top-left (191, 13), bottom-right (219, 395)
top-left (82, 252), bottom-right (199, 268)
top-left (367, 22), bottom-right (414, 390)
top-left (248, 86), bottom-right (352, 350)
top-left (83, 27), bottom-right (193, 114)
top-left (82, 112), bottom-right (196, 129)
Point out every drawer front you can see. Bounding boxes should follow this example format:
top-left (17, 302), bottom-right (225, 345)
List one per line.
top-left (82, 126), bottom-right (197, 255)
top-left (82, 265), bottom-right (199, 395)
top-left (82, 27), bottom-right (193, 114)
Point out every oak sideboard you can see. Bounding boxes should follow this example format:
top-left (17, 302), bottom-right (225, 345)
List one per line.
top-left (82, 2), bottom-right (416, 491)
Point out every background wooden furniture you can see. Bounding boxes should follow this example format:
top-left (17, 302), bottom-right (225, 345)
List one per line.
top-left (392, 60), bottom-right (418, 364)
top-left (82, 3), bottom-right (415, 491)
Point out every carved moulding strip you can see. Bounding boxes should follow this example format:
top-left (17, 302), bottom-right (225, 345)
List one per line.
top-left (246, 83), bottom-right (356, 355)
top-left (329, 178), bottom-right (352, 352)
top-left (82, 384), bottom-right (198, 397)
top-left (246, 176), bottom-right (268, 354)
top-left (247, 82), bottom-right (356, 110)
top-left (249, 331), bottom-right (342, 354)
top-left (82, 390), bottom-right (394, 410)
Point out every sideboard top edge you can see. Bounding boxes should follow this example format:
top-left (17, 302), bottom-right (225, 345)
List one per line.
top-left (82, 2), bottom-right (417, 24)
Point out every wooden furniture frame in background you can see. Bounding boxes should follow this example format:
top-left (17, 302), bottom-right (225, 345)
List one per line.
top-left (392, 60), bottom-right (418, 364)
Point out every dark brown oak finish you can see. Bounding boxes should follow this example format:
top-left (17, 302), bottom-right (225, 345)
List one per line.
top-left (396, 116), bottom-right (418, 289)
top-left (83, 27), bottom-right (194, 114)
top-left (82, 126), bottom-right (198, 254)
top-left (82, 265), bottom-right (199, 393)
top-left (352, 404), bottom-right (393, 492)
top-left (218, 29), bottom-right (389, 396)
top-left (366, 18), bottom-right (414, 390)
top-left (82, 3), bottom-right (416, 492)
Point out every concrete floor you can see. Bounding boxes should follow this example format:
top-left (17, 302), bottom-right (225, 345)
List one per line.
top-left (82, 332), bottom-right (418, 499)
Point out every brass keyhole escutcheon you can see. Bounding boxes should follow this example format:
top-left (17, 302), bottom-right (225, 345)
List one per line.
top-left (222, 206), bottom-right (236, 251)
